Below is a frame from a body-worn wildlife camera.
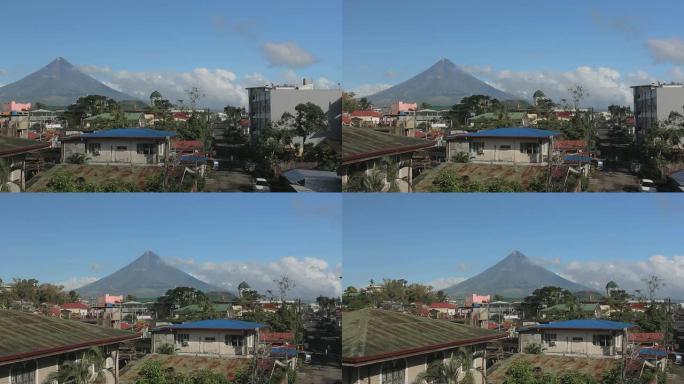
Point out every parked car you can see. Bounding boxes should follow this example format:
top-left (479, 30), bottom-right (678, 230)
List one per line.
top-left (639, 179), bottom-right (657, 192)
top-left (253, 177), bottom-right (270, 192)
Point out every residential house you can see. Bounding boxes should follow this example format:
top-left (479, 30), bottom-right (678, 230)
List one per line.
top-left (518, 319), bottom-right (635, 358)
top-left (98, 294), bottom-right (124, 307)
top-left (628, 333), bottom-right (664, 349)
top-left (0, 136), bottom-right (51, 191)
top-left (350, 110), bottom-right (381, 127)
top-left (0, 310), bottom-right (139, 384)
top-left (465, 294), bottom-right (490, 307)
top-left (389, 101), bottom-right (417, 115)
top-left (446, 127), bottom-right (559, 165)
top-left (151, 319), bottom-right (266, 357)
top-left (261, 332), bottom-right (296, 347)
top-left (342, 308), bottom-right (506, 384)
top-left (83, 113), bottom-right (146, 129)
top-left (247, 80), bottom-right (342, 144)
top-left (61, 302), bottom-right (89, 318)
top-left (0, 111), bottom-right (30, 139)
top-left (428, 302), bottom-right (457, 318)
top-left (172, 139), bottom-right (204, 155)
top-left (341, 127), bottom-right (435, 192)
top-left (61, 128), bottom-right (175, 165)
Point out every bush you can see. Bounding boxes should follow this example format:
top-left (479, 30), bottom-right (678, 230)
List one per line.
top-left (524, 343), bottom-right (542, 354)
top-left (451, 152), bottom-right (470, 163)
top-left (66, 153), bottom-right (89, 164)
top-left (157, 343), bottom-right (176, 355)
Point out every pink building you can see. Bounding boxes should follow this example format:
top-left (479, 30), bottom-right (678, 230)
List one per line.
top-left (98, 294), bottom-right (124, 306)
top-left (2, 101), bottom-right (32, 112)
top-left (465, 293), bottom-right (490, 307)
top-left (389, 101), bottom-right (417, 115)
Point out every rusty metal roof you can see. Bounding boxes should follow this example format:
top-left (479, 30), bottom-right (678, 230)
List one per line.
top-left (0, 310), bottom-right (138, 364)
top-left (342, 308), bottom-right (505, 365)
top-left (342, 127), bottom-right (434, 165)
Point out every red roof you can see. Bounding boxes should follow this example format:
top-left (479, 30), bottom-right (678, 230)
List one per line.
top-left (49, 307), bottom-right (62, 317)
top-left (120, 323), bottom-right (132, 330)
top-left (62, 302), bottom-right (88, 310)
top-left (172, 112), bottom-right (190, 120)
top-left (415, 131), bottom-right (427, 138)
top-left (239, 119), bottom-right (250, 127)
top-left (261, 331), bottom-right (295, 343)
top-left (556, 111), bottom-right (573, 119)
top-left (628, 333), bottom-right (664, 343)
top-left (342, 115), bottom-right (352, 125)
top-left (172, 140), bottom-right (203, 152)
top-left (351, 110), bottom-right (381, 118)
top-left (429, 302), bottom-right (456, 309)
top-left (262, 303), bottom-right (278, 310)
top-left (487, 322), bottom-right (500, 330)
top-left (554, 140), bottom-right (587, 150)
top-left (630, 302), bottom-right (647, 310)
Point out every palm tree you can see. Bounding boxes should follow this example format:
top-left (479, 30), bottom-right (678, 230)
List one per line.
top-left (0, 159), bottom-right (11, 192)
top-left (346, 170), bottom-right (385, 192)
top-left (44, 347), bottom-right (107, 384)
top-left (413, 348), bottom-right (480, 384)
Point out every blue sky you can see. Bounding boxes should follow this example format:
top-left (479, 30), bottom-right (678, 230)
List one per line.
top-left (0, 0), bottom-right (341, 108)
top-left (343, 0), bottom-right (684, 108)
top-left (343, 194), bottom-right (684, 298)
top-left (0, 194), bottom-right (342, 298)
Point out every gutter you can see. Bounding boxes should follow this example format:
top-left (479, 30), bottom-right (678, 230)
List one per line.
top-left (342, 141), bottom-right (436, 166)
top-left (0, 333), bottom-right (141, 365)
top-left (342, 333), bottom-right (507, 366)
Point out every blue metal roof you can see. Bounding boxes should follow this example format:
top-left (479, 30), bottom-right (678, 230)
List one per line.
top-left (462, 127), bottom-right (560, 138)
top-left (180, 155), bottom-right (209, 162)
top-left (564, 155), bottom-right (593, 163)
top-left (169, 319), bottom-right (266, 330)
top-left (271, 347), bottom-right (298, 358)
top-left (80, 128), bottom-right (176, 139)
top-left (639, 348), bottom-right (667, 357)
top-left (534, 319), bottom-right (635, 330)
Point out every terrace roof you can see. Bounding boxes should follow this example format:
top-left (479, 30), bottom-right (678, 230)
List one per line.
top-left (526, 319), bottom-right (635, 331)
top-left (0, 310), bottom-right (138, 364)
top-left (342, 127), bottom-right (434, 165)
top-left (62, 128), bottom-right (176, 141)
top-left (458, 127), bottom-right (560, 139)
top-left (155, 319), bottom-right (266, 332)
top-left (0, 136), bottom-right (51, 157)
top-left (342, 308), bottom-right (505, 366)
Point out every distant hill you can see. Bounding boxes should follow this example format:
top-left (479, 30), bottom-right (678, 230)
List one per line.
top-left (443, 251), bottom-right (590, 299)
top-left (75, 251), bottom-right (232, 299)
top-left (366, 58), bottom-right (522, 107)
top-left (0, 57), bottom-right (138, 106)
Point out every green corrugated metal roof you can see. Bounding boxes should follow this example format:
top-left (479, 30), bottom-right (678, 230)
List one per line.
top-left (0, 136), bottom-right (50, 156)
top-left (0, 310), bottom-right (137, 361)
top-left (342, 127), bottom-right (434, 163)
top-left (343, 308), bottom-right (503, 362)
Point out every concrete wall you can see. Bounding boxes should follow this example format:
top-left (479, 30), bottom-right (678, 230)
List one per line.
top-left (447, 138), bottom-right (551, 165)
top-left (62, 139), bottom-right (169, 165)
top-left (153, 330), bottom-right (257, 357)
top-left (520, 330), bottom-right (624, 358)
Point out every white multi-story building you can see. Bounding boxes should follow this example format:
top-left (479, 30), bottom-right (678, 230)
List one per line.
top-left (632, 82), bottom-right (684, 141)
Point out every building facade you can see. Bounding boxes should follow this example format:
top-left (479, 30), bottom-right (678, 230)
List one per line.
top-left (632, 83), bottom-right (684, 141)
top-left (151, 319), bottom-right (265, 357)
top-left (61, 128), bottom-right (175, 165)
top-left (247, 81), bottom-right (342, 144)
top-left (446, 127), bottom-right (559, 165)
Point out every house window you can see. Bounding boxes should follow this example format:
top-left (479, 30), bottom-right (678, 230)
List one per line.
top-left (86, 143), bottom-right (101, 155)
top-left (204, 337), bottom-right (216, 342)
top-left (572, 337), bottom-right (583, 343)
top-left (137, 143), bottom-right (155, 155)
top-left (116, 146), bottom-right (127, 151)
top-left (175, 333), bottom-right (189, 345)
top-left (10, 361), bottom-right (36, 384)
top-left (592, 335), bottom-right (612, 347)
top-left (520, 143), bottom-right (540, 155)
top-left (225, 335), bottom-right (244, 347)
top-left (543, 333), bottom-right (557, 345)
top-left (381, 360), bottom-right (405, 384)
top-left (498, 145), bottom-right (511, 150)
top-left (470, 142), bottom-right (484, 155)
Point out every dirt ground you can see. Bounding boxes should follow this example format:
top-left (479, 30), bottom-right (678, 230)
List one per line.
top-left (296, 364), bottom-right (342, 384)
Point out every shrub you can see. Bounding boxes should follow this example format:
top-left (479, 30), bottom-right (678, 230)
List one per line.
top-left (523, 343), bottom-right (542, 354)
top-left (157, 343), bottom-right (176, 355)
top-left (451, 152), bottom-right (470, 163)
top-left (66, 153), bottom-right (89, 164)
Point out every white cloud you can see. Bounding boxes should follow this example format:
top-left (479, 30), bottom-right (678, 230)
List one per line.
top-left (561, 254), bottom-right (684, 298)
top-left (315, 77), bottom-right (338, 90)
top-left (84, 65), bottom-right (248, 109)
top-left (646, 37), bottom-right (684, 65)
top-left (669, 67), bottom-right (684, 82)
top-left (427, 277), bottom-right (466, 290)
top-left (384, 69), bottom-right (399, 78)
top-left (243, 72), bottom-right (269, 87)
top-left (79, 65), bottom-right (113, 75)
top-left (58, 277), bottom-right (98, 291)
top-left (352, 83), bottom-right (392, 97)
top-left (262, 41), bottom-right (316, 68)
top-left (461, 65), bottom-right (637, 109)
top-left (168, 256), bottom-right (341, 300)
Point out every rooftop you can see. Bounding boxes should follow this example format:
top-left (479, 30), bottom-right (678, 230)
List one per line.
top-left (83, 112), bottom-right (144, 121)
top-left (0, 310), bottom-right (138, 364)
top-left (156, 319), bottom-right (266, 331)
top-left (0, 136), bottom-right (51, 157)
top-left (282, 169), bottom-right (342, 192)
top-left (343, 308), bottom-right (505, 365)
top-left (342, 127), bottom-right (434, 165)
top-left (456, 127), bottom-right (560, 139)
top-left (63, 128), bottom-right (176, 140)
top-left (525, 319), bottom-right (635, 331)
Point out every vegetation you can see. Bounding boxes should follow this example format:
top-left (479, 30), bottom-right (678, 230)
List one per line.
top-left (157, 343), bottom-right (176, 355)
top-left (502, 359), bottom-right (598, 384)
top-left (430, 168), bottom-right (524, 192)
top-left (413, 348), bottom-right (478, 384)
top-left (45, 169), bottom-right (140, 192)
top-left (637, 112), bottom-right (684, 179)
top-left (0, 277), bottom-right (79, 310)
top-left (43, 347), bottom-right (106, 384)
top-left (343, 279), bottom-right (447, 311)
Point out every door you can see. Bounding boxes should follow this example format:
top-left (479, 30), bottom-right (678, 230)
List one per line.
top-left (114, 146), bottom-right (130, 163)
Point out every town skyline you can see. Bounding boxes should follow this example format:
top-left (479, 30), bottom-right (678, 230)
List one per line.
top-left (344, 0), bottom-right (684, 108)
top-left (343, 194), bottom-right (684, 298)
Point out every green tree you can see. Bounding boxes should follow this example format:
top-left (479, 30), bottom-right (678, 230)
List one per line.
top-left (342, 92), bottom-right (359, 113)
top-left (44, 347), bottom-right (106, 384)
top-left (294, 102), bottom-right (327, 148)
top-left (413, 348), bottom-right (478, 384)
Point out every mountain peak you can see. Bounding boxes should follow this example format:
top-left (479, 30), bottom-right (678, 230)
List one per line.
top-left (505, 250), bottom-right (527, 261)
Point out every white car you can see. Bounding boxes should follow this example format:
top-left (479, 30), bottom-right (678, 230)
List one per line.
top-left (253, 177), bottom-right (270, 192)
top-left (639, 179), bottom-right (657, 192)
